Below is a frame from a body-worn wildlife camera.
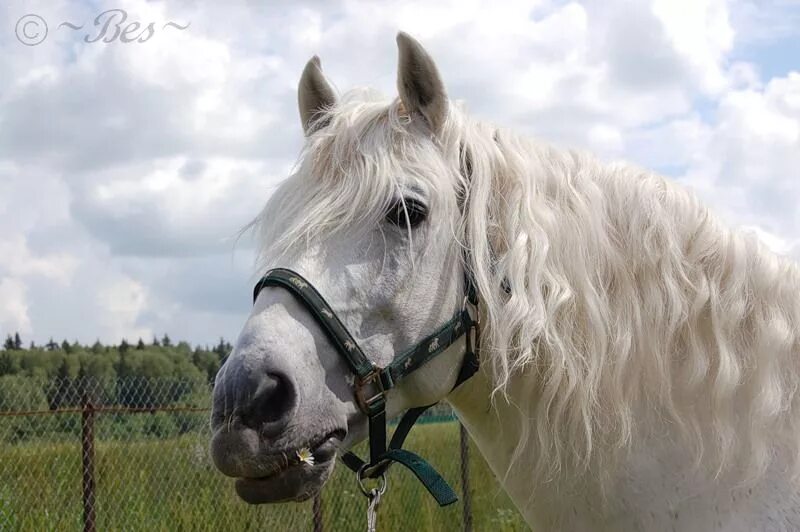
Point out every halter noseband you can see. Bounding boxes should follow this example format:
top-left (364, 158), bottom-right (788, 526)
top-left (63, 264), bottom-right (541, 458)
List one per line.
top-left (252, 262), bottom-right (480, 506)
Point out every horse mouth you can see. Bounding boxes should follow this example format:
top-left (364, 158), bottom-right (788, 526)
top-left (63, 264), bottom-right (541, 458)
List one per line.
top-left (235, 429), bottom-right (345, 504)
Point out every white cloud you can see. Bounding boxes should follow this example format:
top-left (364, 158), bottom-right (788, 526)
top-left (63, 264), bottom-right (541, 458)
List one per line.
top-left (70, 156), bottom-right (274, 257)
top-left (95, 276), bottom-right (151, 342)
top-left (0, 279), bottom-right (31, 335)
top-left (0, 235), bottom-right (78, 285)
top-left (652, 0), bottom-right (734, 93)
top-left (678, 71), bottom-right (800, 246)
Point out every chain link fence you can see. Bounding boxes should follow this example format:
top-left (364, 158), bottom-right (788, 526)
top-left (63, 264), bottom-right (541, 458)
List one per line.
top-left (0, 377), bottom-right (526, 531)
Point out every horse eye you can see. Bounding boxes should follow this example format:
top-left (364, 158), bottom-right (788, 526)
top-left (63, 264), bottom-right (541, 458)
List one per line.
top-left (385, 198), bottom-right (428, 228)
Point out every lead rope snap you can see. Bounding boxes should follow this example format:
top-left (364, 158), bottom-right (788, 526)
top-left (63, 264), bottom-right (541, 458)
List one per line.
top-left (357, 466), bottom-right (387, 532)
top-left (366, 486), bottom-right (382, 532)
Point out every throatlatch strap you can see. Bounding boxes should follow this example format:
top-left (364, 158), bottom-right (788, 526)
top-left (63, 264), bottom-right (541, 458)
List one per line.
top-left (369, 407), bottom-right (386, 466)
top-left (340, 404), bottom-right (432, 476)
top-left (339, 345), bottom-right (480, 507)
top-left (339, 407), bottom-right (458, 507)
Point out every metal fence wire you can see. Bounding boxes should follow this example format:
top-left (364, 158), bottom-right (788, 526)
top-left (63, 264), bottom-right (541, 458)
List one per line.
top-left (0, 377), bottom-right (526, 531)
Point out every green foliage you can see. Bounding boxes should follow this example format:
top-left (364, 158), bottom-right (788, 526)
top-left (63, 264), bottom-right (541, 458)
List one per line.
top-left (0, 375), bottom-right (48, 412)
top-left (0, 375), bottom-right (50, 442)
top-left (192, 349), bottom-right (220, 383)
top-left (0, 350), bottom-right (21, 375)
top-left (213, 337), bottom-right (232, 361)
top-left (0, 336), bottom-right (224, 385)
top-left (0, 334), bottom-right (222, 445)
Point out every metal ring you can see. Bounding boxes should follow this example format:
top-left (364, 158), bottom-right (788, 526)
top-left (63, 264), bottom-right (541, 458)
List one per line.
top-left (356, 464), bottom-right (388, 497)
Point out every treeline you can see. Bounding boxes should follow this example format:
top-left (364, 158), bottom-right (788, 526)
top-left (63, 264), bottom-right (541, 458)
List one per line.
top-left (0, 333), bottom-right (234, 443)
top-left (1, 332), bottom-right (231, 384)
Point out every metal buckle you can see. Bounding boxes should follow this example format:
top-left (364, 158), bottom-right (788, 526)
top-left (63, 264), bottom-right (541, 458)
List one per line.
top-left (462, 294), bottom-right (481, 359)
top-left (462, 294), bottom-right (480, 326)
top-left (355, 368), bottom-right (386, 414)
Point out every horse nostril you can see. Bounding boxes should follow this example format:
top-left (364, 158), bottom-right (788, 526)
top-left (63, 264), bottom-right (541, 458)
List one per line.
top-left (240, 372), bottom-right (297, 437)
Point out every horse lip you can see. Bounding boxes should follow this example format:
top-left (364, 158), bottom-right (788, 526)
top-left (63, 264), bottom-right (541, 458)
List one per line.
top-left (244, 429), bottom-right (345, 482)
top-left (234, 430), bottom-right (344, 504)
top-left (310, 429), bottom-right (345, 462)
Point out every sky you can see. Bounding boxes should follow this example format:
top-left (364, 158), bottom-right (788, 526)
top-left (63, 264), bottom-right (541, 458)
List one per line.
top-left (0, 0), bottom-right (798, 346)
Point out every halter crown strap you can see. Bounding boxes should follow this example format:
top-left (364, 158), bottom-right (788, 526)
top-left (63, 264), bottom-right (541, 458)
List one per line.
top-left (252, 266), bottom-right (479, 507)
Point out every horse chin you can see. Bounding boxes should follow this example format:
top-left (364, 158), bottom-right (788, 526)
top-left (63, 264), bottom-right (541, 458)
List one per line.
top-left (235, 458), bottom-right (335, 504)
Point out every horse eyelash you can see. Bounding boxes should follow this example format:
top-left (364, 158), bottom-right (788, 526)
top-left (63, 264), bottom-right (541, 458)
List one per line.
top-left (385, 197), bottom-right (428, 228)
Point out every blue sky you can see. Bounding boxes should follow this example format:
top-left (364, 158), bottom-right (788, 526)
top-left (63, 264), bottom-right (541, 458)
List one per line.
top-left (0, 0), bottom-right (798, 346)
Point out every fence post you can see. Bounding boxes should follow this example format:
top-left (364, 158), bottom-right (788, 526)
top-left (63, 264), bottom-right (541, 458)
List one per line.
top-left (459, 422), bottom-right (473, 532)
top-left (81, 392), bottom-right (96, 532)
top-left (312, 493), bottom-right (324, 532)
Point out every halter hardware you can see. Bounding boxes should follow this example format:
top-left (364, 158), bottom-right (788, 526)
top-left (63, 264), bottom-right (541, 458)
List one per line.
top-left (252, 262), bottom-right (480, 508)
top-left (356, 465), bottom-right (387, 497)
top-left (355, 368), bottom-right (392, 414)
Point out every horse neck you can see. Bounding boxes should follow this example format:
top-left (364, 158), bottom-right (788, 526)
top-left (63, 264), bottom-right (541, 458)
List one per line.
top-left (449, 365), bottom-right (800, 531)
top-left (446, 267), bottom-right (800, 530)
top-left (447, 367), bottom-right (553, 527)
top-left (447, 367), bottom-right (615, 529)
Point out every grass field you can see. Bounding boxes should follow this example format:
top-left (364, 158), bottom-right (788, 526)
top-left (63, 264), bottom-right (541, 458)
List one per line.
top-left (0, 419), bottom-right (527, 531)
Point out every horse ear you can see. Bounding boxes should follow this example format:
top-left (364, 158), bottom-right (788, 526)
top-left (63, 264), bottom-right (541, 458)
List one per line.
top-left (298, 56), bottom-right (337, 135)
top-left (396, 32), bottom-right (448, 135)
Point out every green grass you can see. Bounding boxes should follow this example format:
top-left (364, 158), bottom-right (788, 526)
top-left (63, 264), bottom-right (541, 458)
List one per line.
top-left (0, 421), bottom-right (528, 531)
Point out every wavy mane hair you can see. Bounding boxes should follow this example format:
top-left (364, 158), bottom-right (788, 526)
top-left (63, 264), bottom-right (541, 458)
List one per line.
top-left (253, 89), bottom-right (800, 488)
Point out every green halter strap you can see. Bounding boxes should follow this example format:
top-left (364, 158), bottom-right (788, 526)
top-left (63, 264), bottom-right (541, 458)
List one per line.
top-left (252, 265), bottom-right (480, 507)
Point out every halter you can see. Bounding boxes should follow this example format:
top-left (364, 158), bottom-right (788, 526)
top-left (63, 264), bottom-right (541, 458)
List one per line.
top-left (252, 261), bottom-right (480, 507)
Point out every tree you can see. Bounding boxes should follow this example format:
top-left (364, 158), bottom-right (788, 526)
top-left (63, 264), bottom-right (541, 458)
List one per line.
top-left (136, 338), bottom-right (146, 350)
top-left (119, 339), bottom-right (130, 354)
top-left (193, 348), bottom-right (220, 383)
top-left (152, 336), bottom-right (161, 347)
top-left (57, 355), bottom-right (79, 380)
top-left (214, 337), bottom-right (231, 360)
top-left (45, 338), bottom-right (59, 351)
top-left (161, 334), bottom-right (172, 347)
top-left (4, 335), bottom-right (15, 350)
top-left (61, 340), bottom-right (72, 353)
top-left (0, 350), bottom-right (20, 375)
top-left (13, 332), bottom-right (22, 350)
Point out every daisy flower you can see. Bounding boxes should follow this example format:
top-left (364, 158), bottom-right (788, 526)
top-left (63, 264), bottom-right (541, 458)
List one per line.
top-left (296, 447), bottom-right (315, 466)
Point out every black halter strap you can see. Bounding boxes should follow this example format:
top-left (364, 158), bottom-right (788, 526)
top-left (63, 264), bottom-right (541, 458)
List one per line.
top-left (252, 264), bottom-right (480, 506)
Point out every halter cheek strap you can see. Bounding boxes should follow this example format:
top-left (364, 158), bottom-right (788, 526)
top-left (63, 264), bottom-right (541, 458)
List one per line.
top-left (252, 267), bottom-right (480, 507)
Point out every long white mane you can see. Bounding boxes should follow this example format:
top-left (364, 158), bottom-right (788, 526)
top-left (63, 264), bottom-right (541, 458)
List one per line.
top-left (254, 89), bottom-right (800, 489)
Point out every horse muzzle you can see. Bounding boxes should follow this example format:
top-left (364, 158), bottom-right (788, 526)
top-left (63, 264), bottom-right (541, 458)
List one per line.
top-left (211, 425), bottom-right (346, 503)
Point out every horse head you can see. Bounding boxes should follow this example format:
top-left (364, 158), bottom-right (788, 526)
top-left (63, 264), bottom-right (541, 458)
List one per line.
top-left (210, 33), bottom-right (471, 504)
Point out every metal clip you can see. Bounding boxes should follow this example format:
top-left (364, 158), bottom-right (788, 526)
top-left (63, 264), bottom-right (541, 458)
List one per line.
top-left (357, 465), bottom-right (388, 532)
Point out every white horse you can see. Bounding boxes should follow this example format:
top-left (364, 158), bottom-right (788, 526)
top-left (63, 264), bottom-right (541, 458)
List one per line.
top-left (210, 33), bottom-right (800, 531)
